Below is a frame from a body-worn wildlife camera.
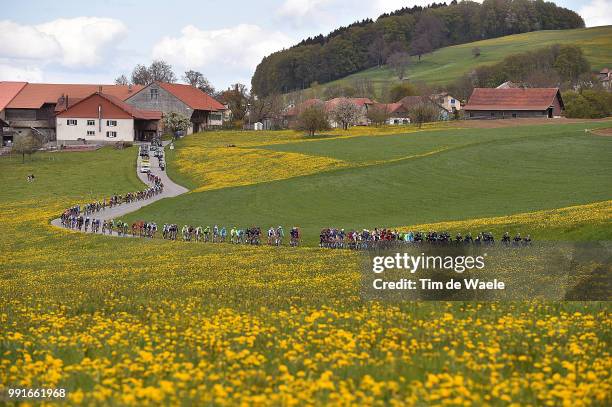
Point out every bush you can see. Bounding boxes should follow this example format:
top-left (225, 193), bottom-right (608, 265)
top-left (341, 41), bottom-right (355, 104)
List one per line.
top-left (564, 90), bottom-right (612, 118)
top-left (296, 104), bottom-right (330, 136)
top-left (409, 102), bottom-right (440, 128)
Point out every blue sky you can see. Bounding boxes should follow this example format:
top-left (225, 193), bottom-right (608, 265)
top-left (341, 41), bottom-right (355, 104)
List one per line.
top-left (1, 0), bottom-right (609, 89)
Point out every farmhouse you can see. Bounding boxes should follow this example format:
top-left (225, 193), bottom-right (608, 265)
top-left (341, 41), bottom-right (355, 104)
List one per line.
top-left (431, 93), bottom-right (461, 113)
top-left (283, 97), bottom-right (374, 128)
top-left (325, 97), bottom-right (374, 127)
top-left (399, 96), bottom-right (450, 120)
top-left (56, 93), bottom-right (161, 144)
top-left (0, 82), bottom-right (142, 142)
top-left (124, 82), bottom-right (225, 133)
top-left (464, 88), bottom-right (564, 119)
top-left (373, 102), bottom-right (411, 125)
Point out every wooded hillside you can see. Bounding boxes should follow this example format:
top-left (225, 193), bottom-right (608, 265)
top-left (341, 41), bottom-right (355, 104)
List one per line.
top-left (251, 0), bottom-right (584, 96)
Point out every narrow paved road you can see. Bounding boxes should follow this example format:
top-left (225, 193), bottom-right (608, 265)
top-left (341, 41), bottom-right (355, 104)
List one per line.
top-left (50, 142), bottom-right (188, 236)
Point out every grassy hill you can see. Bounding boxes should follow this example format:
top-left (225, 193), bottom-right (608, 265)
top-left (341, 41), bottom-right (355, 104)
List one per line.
top-left (315, 26), bottom-right (612, 95)
top-left (127, 121), bottom-right (612, 245)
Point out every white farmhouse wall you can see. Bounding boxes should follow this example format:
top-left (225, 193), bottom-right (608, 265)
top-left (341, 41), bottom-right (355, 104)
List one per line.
top-left (440, 95), bottom-right (461, 111)
top-left (56, 117), bottom-right (134, 142)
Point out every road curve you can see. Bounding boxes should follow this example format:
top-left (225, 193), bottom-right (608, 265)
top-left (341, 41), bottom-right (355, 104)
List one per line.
top-left (50, 142), bottom-right (189, 235)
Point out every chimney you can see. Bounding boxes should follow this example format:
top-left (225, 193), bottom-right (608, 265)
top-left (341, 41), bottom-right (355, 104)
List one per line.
top-left (65, 94), bottom-right (69, 110)
top-left (128, 84), bottom-right (133, 92)
top-left (98, 85), bottom-right (102, 93)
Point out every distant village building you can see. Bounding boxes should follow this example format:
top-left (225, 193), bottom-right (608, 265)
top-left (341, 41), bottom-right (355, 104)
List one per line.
top-left (0, 82), bottom-right (142, 142)
top-left (283, 97), bottom-right (374, 128)
top-left (464, 88), bottom-right (564, 119)
top-left (56, 93), bottom-right (161, 144)
top-left (372, 102), bottom-right (411, 125)
top-left (431, 93), bottom-right (461, 112)
top-left (124, 82), bottom-right (225, 133)
top-left (599, 68), bottom-right (611, 90)
top-left (399, 96), bottom-right (451, 121)
top-left (0, 81), bottom-right (226, 144)
top-left (324, 97), bottom-right (374, 127)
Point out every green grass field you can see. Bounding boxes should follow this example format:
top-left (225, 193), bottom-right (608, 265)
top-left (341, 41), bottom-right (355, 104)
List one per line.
top-left (1, 121), bottom-right (611, 404)
top-left (126, 122), bottom-right (612, 245)
top-left (314, 26), bottom-right (612, 95)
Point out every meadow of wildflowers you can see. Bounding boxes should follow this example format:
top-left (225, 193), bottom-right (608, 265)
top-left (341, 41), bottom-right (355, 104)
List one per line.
top-left (1, 124), bottom-right (611, 405)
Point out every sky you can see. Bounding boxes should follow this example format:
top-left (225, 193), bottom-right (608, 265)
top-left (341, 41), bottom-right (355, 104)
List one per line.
top-left (0, 0), bottom-right (609, 90)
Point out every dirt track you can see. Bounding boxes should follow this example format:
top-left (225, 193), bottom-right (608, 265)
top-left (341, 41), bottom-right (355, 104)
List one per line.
top-left (590, 127), bottom-right (612, 136)
top-left (457, 117), bottom-right (612, 129)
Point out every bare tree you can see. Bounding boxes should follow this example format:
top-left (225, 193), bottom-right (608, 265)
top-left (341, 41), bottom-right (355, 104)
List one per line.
top-left (249, 93), bottom-right (284, 126)
top-left (220, 83), bottom-right (249, 121)
top-left (368, 36), bottom-right (387, 67)
top-left (330, 98), bottom-right (362, 130)
top-left (409, 102), bottom-right (440, 128)
top-left (183, 70), bottom-right (216, 95)
top-left (114, 74), bottom-right (128, 85)
top-left (367, 104), bottom-right (390, 126)
top-left (387, 52), bottom-right (411, 80)
top-left (131, 64), bottom-right (152, 86)
top-left (410, 35), bottom-right (433, 61)
top-left (352, 78), bottom-right (376, 98)
top-left (149, 60), bottom-right (176, 83)
top-left (296, 103), bottom-right (329, 136)
top-left (410, 13), bottom-right (444, 61)
top-left (13, 133), bottom-right (42, 163)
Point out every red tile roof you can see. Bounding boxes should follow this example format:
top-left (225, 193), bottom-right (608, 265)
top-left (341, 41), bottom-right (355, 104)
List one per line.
top-left (373, 102), bottom-right (406, 114)
top-left (464, 88), bottom-right (562, 111)
top-left (156, 82), bottom-right (225, 111)
top-left (0, 81), bottom-right (27, 110)
top-left (56, 92), bottom-right (161, 120)
top-left (6, 83), bottom-right (143, 109)
top-left (283, 98), bottom-right (324, 117)
top-left (325, 97), bottom-right (374, 110)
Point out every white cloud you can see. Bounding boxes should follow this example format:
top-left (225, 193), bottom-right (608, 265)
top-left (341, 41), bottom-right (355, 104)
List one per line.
top-left (579, 0), bottom-right (612, 27)
top-left (0, 21), bottom-right (61, 60)
top-left (0, 17), bottom-right (127, 70)
top-left (0, 62), bottom-right (43, 82)
top-left (152, 24), bottom-right (293, 86)
top-left (36, 17), bottom-right (128, 67)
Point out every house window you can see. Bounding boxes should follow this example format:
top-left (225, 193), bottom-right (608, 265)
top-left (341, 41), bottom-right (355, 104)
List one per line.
top-left (450, 99), bottom-right (456, 104)
top-left (67, 119), bottom-right (77, 126)
top-left (106, 131), bottom-right (117, 138)
top-left (106, 120), bottom-right (117, 127)
top-left (491, 112), bottom-right (495, 116)
top-left (86, 130), bottom-right (95, 136)
top-left (150, 88), bottom-right (158, 100)
top-left (87, 119), bottom-right (95, 126)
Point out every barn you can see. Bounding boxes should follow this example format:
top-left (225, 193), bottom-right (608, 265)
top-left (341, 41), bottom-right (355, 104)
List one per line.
top-left (464, 88), bottom-right (564, 119)
top-left (124, 82), bottom-right (226, 133)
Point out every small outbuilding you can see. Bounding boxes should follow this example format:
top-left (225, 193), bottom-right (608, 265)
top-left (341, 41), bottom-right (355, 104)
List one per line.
top-left (464, 88), bottom-right (564, 119)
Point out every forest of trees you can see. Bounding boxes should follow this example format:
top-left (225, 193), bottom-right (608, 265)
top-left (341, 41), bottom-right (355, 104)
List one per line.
top-left (251, 0), bottom-right (584, 96)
